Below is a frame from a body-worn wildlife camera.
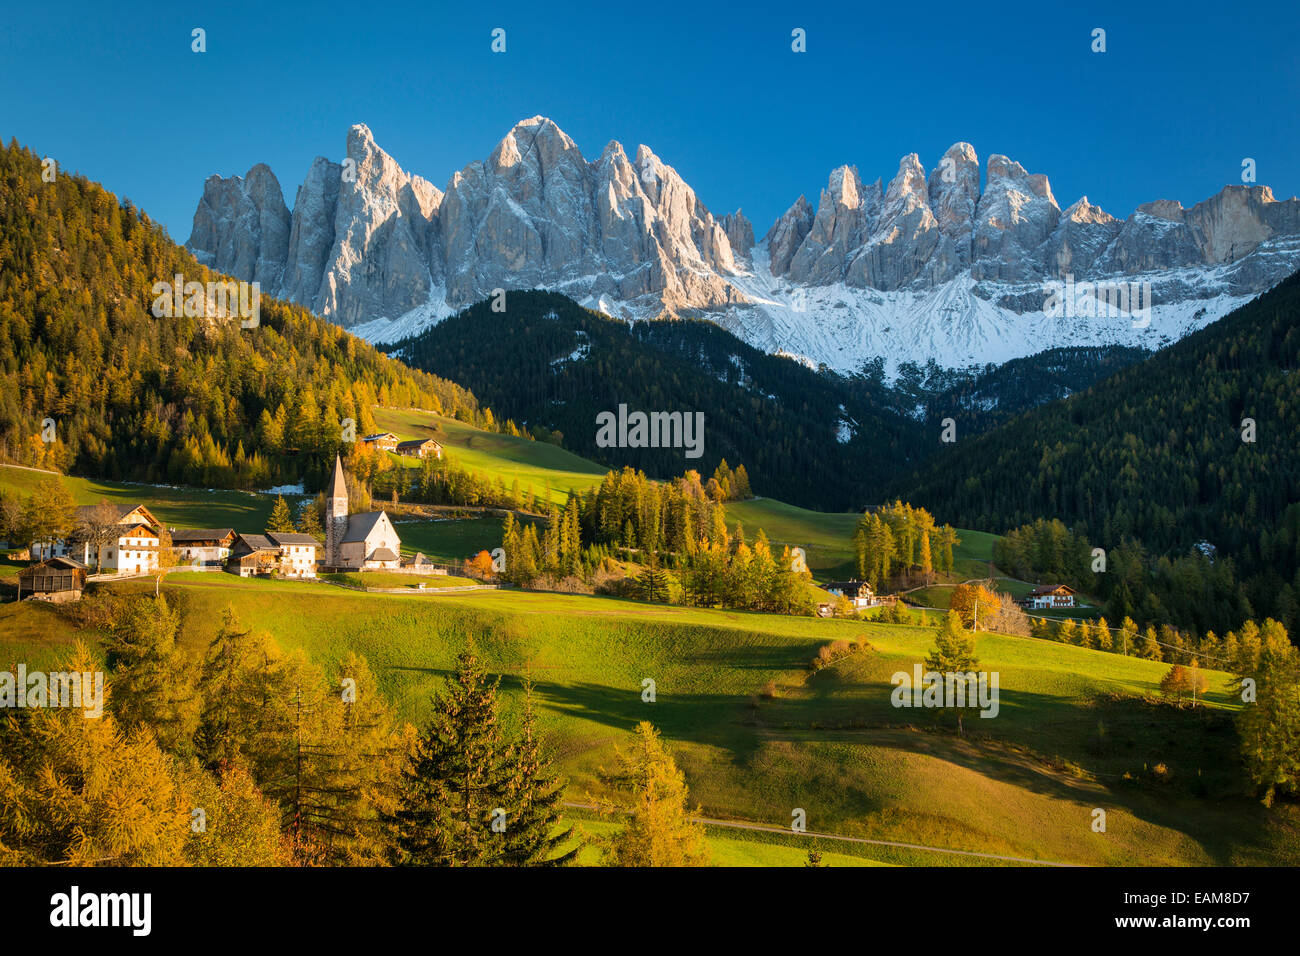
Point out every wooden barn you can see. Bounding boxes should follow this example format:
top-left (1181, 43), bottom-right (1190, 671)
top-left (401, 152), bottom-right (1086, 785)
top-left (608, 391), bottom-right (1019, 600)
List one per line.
top-left (18, 557), bottom-right (88, 603)
top-left (395, 438), bottom-right (442, 459)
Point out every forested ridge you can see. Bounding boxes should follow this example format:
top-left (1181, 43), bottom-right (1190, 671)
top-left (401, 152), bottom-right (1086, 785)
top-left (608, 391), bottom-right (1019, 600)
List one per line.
top-left (897, 270), bottom-right (1300, 635)
top-left (0, 139), bottom-right (486, 493)
top-left (387, 290), bottom-right (925, 511)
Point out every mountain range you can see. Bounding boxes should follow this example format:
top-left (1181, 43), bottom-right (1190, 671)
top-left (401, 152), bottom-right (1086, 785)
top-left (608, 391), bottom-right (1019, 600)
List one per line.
top-left (186, 116), bottom-right (1300, 374)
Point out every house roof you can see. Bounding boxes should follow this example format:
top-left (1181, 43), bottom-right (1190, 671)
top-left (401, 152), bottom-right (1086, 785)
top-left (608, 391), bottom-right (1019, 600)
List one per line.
top-left (234, 533), bottom-right (277, 551)
top-left (1028, 584), bottom-right (1076, 596)
top-left (75, 503), bottom-right (157, 525)
top-left (341, 511), bottom-right (390, 544)
top-left (362, 432), bottom-right (398, 441)
top-left (23, 556), bottom-right (87, 573)
top-left (369, 548), bottom-right (399, 562)
top-left (825, 580), bottom-right (872, 592)
top-left (268, 532), bottom-right (321, 547)
top-left (328, 454), bottom-right (349, 500)
top-left (170, 528), bottom-right (235, 543)
top-left (396, 438), bottom-right (439, 449)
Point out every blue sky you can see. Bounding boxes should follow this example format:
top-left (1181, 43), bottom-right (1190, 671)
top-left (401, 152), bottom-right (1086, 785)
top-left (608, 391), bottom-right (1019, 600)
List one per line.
top-left (3, 0), bottom-right (1296, 244)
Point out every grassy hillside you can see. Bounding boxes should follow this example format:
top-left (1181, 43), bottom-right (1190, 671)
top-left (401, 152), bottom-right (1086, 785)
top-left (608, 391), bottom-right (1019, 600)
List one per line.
top-left (64, 573), bottom-right (1295, 866)
top-left (725, 497), bottom-right (1000, 583)
top-left (0, 140), bottom-right (482, 494)
top-left (371, 407), bottom-right (606, 503)
top-left (0, 463), bottom-right (278, 529)
top-left (385, 290), bottom-right (926, 511)
top-left (895, 269), bottom-right (1300, 637)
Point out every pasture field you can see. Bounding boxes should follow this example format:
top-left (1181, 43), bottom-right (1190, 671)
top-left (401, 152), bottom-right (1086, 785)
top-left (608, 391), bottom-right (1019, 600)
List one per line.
top-left (320, 572), bottom-right (481, 589)
top-left (371, 407), bottom-right (606, 503)
top-left (29, 572), bottom-right (1293, 867)
top-left (393, 516), bottom-right (516, 563)
top-left (725, 497), bottom-right (1003, 589)
top-left (0, 464), bottom-right (278, 530)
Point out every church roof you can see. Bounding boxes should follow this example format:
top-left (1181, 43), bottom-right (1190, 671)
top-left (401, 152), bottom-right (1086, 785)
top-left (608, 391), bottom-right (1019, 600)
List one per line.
top-left (341, 511), bottom-right (390, 544)
top-left (329, 455), bottom-right (349, 500)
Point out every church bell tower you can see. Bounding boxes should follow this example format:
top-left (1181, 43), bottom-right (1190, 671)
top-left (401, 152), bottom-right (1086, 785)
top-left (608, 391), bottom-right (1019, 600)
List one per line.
top-left (325, 454), bottom-right (349, 568)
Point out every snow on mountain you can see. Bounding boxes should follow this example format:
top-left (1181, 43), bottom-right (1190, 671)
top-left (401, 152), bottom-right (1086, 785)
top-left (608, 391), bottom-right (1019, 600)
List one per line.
top-left (186, 119), bottom-right (1300, 376)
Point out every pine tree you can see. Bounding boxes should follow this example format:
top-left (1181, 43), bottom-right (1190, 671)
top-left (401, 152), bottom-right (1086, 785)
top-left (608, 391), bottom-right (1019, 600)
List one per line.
top-left (638, 565), bottom-right (670, 602)
top-left (296, 499), bottom-right (323, 538)
top-left (0, 642), bottom-right (189, 866)
top-left (924, 611), bottom-right (981, 735)
top-left (925, 611), bottom-right (980, 673)
top-left (104, 594), bottom-right (200, 754)
top-left (385, 646), bottom-right (515, 866)
top-left (500, 682), bottom-right (579, 866)
top-left (267, 495), bottom-right (295, 533)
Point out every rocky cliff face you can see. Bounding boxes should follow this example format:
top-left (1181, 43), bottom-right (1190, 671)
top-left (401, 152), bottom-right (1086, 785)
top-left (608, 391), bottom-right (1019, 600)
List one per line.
top-left (188, 163), bottom-right (290, 290)
top-left (187, 118), bottom-right (1300, 373)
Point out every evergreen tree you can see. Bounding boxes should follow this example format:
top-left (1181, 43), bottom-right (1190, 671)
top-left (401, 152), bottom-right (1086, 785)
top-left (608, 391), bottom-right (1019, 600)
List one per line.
top-left (925, 611), bottom-right (980, 674)
top-left (296, 499), bottom-right (323, 538)
top-left (638, 565), bottom-right (670, 603)
top-left (0, 643), bottom-right (189, 866)
top-left (385, 646), bottom-right (515, 866)
top-left (267, 495), bottom-right (295, 533)
top-left (500, 682), bottom-right (579, 866)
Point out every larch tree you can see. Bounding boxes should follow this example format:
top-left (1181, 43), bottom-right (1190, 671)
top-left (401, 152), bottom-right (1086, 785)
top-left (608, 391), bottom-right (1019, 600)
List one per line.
top-left (601, 722), bottom-right (709, 867)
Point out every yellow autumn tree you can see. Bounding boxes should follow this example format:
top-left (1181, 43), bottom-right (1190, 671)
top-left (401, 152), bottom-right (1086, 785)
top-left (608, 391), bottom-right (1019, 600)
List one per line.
top-left (601, 722), bottom-right (709, 867)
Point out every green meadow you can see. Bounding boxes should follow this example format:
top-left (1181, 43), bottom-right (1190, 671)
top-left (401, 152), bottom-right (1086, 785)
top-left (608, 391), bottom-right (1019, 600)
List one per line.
top-left (8, 412), bottom-right (1294, 867)
top-left (0, 464), bottom-right (278, 530)
top-left (371, 407), bottom-right (607, 503)
top-left (19, 572), bottom-right (1291, 867)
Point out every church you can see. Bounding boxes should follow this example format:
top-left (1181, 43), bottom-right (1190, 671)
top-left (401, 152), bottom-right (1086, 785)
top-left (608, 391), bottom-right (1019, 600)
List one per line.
top-left (324, 455), bottom-right (403, 571)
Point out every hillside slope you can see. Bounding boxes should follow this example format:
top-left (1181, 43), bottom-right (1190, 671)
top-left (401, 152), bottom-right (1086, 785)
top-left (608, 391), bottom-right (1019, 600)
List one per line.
top-left (897, 269), bottom-right (1300, 634)
top-left (88, 574), bottom-right (1297, 867)
top-left (0, 140), bottom-right (484, 494)
top-left (386, 290), bottom-right (924, 511)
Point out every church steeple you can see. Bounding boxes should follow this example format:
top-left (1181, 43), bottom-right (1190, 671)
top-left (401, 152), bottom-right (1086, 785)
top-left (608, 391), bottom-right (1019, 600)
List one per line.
top-left (325, 454), bottom-right (350, 568)
top-left (329, 454), bottom-right (349, 501)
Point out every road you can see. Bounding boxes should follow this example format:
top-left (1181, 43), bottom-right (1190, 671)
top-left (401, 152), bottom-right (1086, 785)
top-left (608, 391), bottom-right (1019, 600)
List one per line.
top-left (562, 802), bottom-right (1078, 866)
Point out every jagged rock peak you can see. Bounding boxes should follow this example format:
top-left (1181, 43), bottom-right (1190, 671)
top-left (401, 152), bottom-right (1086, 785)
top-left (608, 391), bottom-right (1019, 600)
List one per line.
top-left (1062, 197), bottom-right (1118, 224)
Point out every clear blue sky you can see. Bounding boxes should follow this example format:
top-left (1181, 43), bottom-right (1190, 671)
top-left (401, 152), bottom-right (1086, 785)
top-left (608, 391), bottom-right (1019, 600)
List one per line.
top-left (3, 0), bottom-right (1296, 244)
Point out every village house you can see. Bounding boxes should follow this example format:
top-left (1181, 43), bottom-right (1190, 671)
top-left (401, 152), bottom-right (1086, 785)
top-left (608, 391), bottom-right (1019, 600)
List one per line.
top-left (268, 532), bottom-right (321, 578)
top-left (361, 432), bottom-right (399, 452)
top-left (32, 504), bottom-right (162, 575)
top-left (225, 531), bottom-right (321, 578)
top-left (169, 528), bottom-right (236, 568)
top-left (395, 438), bottom-right (442, 460)
top-left (824, 580), bottom-right (878, 609)
top-left (324, 455), bottom-right (403, 571)
top-left (1022, 584), bottom-right (1078, 609)
top-left (226, 533), bottom-right (282, 578)
top-left (18, 556), bottom-right (88, 603)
